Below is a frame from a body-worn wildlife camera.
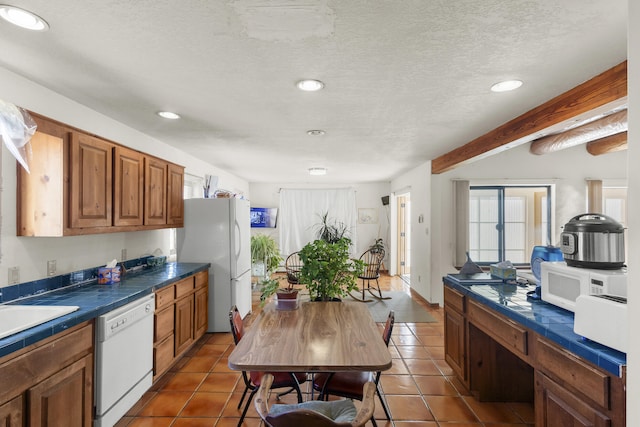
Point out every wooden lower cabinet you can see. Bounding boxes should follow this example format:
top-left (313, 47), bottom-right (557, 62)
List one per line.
top-left (0, 396), bottom-right (23, 427)
top-left (175, 295), bottom-right (195, 355)
top-left (29, 354), bottom-right (93, 427)
top-left (443, 283), bottom-right (625, 427)
top-left (0, 322), bottom-right (93, 427)
top-left (535, 372), bottom-right (611, 427)
top-left (444, 307), bottom-right (466, 382)
top-left (153, 270), bottom-right (209, 381)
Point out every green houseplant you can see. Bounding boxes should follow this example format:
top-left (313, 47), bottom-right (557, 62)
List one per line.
top-left (313, 212), bottom-right (350, 244)
top-left (250, 234), bottom-right (282, 279)
top-left (298, 237), bottom-right (365, 301)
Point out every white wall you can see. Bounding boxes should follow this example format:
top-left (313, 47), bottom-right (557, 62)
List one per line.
top-left (248, 182), bottom-right (391, 262)
top-left (390, 162), bottom-right (432, 302)
top-left (626, 0), bottom-right (638, 422)
top-left (0, 66), bottom-right (248, 287)
top-left (429, 140), bottom-right (627, 306)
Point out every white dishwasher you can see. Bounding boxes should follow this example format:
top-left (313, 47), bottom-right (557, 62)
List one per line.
top-left (94, 294), bottom-right (155, 427)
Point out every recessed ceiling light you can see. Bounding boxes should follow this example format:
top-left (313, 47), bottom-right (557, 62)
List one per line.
top-left (297, 79), bottom-right (325, 92)
top-left (0, 5), bottom-right (49, 31)
top-left (490, 79), bottom-right (523, 93)
top-left (308, 167), bottom-right (327, 176)
top-left (157, 111), bottom-right (180, 119)
top-left (307, 130), bottom-right (325, 136)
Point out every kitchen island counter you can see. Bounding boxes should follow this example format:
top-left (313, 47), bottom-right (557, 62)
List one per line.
top-left (0, 262), bottom-right (209, 358)
top-left (444, 274), bottom-right (626, 426)
top-left (443, 274), bottom-right (625, 376)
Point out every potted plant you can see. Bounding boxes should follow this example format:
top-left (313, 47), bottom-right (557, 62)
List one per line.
top-left (313, 212), bottom-right (350, 243)
top-left (298, 237), bottom-right (365, 301)
top-left (369, 238), bottom-right (385, 254)
top-left (250, 234), bottom-right (282, 279)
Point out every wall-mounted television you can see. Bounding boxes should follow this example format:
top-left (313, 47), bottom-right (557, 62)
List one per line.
top-left (250, 207), bottom-right (278, 228)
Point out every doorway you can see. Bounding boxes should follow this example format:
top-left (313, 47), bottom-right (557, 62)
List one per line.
top-left (396, 192), bottom-right (411, 283)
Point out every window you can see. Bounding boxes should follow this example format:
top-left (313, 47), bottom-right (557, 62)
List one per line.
top-left (469, 185), bottom-right (551, 265)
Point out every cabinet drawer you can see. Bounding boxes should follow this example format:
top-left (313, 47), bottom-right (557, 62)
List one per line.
top-left (155, 285), bottom-right (175, 310)
top-left (468, 300), bottom-right (528, 357)
top-left (535, 337), bottom-right (610, 408)
top-left (444, 286), bottom-right (465, 314)
top-left (154, 305), bottom-right (174, 342)
top-left (175, 277), bottom-right (195, 299)
top-left (154, 334), bottom-right (174, 378)
top-left (195, 270), bottom-right (208, 290)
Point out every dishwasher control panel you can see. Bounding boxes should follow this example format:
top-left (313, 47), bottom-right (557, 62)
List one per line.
top-left (96, 294), bottom-right (155, 342)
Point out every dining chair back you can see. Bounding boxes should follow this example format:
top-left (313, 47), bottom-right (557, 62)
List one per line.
top-left (228, 306), bottom-right (306, 427)
top-left (256, 373), bottom-right (376, 427)
top-left (313, 310), bottom-right (395, 426)
top-left (285, 251), bottom-right (303, 286)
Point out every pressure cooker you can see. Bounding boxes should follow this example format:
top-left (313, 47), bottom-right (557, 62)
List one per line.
top-left (560, 213), bottom-right (625, 269)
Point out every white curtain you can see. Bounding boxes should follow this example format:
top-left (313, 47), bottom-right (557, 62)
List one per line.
top-left (453, 180), bottom-right (470, 269)
top-left (279, 188), bottom-right (358, 257)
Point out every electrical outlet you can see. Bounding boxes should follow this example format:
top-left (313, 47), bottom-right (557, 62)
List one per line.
top-left (47, 260), bottom-right (56, 276)
top-left (121, 248), bottom-right (127, 262)
top-left (8, 267), bottom-right (19, 285)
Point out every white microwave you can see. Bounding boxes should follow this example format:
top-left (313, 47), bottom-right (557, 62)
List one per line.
top-left (540, 262), bottom-right (627, 312)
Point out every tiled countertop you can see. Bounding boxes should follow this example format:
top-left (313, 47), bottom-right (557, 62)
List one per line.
top-left (443, 274), bottom-right (626, 377)
top-left (0, 262), bottom-right (209, 358)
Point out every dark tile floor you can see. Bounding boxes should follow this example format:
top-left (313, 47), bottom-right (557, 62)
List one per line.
top-left (116, 274), bottom-right (534, 427)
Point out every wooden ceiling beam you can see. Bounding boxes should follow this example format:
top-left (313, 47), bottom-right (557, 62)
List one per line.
top-left (586, 131), bottom-right (628, 156)
top-left (431, 60), bottom-right (627, 174)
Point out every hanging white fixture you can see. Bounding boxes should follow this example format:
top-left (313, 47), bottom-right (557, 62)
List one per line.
top-left (307, 130), bottom-right (325, 136)
top-left (308, 167), bottom-right (327, 176)
top-left (0, 5), bottom-right (49, 31)
top-left (490, 79), bottom-right (523, 92)
top-left (157, 111), bottom-right (181, 119)
top-left (297, 79), bottom-right (325, 91)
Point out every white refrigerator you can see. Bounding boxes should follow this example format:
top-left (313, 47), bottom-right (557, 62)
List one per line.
top-left (177, 198), bottom-right (252, 332)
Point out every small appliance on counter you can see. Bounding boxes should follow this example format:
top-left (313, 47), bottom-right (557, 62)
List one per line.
top-left (528, 245), bottom-right (564, 299)
top-left (540, 261), bottom-right (627, 312)
top-left (560, 213), bottom-right (625, 269)
top-left (574, 293), bottom-right (627, 353)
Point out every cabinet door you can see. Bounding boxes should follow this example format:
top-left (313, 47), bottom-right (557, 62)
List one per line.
top-left (175, 296), bottom-right (194, 356)
top-left (114, 146), bottom-right (144, 226)
top-left (194, 287), bottom-right (208, 340)
top-left (535, 371), bottom-right (611, 427)
top-left (0, 396), bottom-right (23, 427)
top-left (144, 157), bottom-right (167, 225)
top-left (444, 308), bottom-right (466, 383)
top-left (70, 133), bottom-right (113, 228)
top-left (28, 354), bottom-right (93, 427)
top-left (167, 163), bottom-right (184, 227)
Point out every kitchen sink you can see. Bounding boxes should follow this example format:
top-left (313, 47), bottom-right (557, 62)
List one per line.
top-left (0, 305), bottom-right (80, 340)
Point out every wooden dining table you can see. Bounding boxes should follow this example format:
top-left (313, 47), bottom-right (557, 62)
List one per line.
top-left (228, 301), bottom-right (392, 373)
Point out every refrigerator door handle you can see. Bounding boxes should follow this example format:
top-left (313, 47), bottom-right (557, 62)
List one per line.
top-left (234, 219), bottom-right (242, 260)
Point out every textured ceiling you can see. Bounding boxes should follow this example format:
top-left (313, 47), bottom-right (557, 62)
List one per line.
top-left (0, 0), bottom-right (627, 183)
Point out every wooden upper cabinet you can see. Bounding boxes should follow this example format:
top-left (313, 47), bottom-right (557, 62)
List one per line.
top-left (144, 156), bottom-right (167, 225)
top-left (17, 131), bottom-right (65, 236)
top-left (16, 112), bottom-right (184, 235)
top-left (167, 163), bottom-right (184, 227)
top-left (114, 146), bottom-right (144, 226)
top-left (69, 132), bottom-right (113, 228)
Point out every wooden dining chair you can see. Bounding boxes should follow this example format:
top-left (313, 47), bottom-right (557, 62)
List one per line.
top-left (313, 311), bottom-right (395, 426)
top-left (284, 252), bottom-right (303, 286)
top-left (351, 248), bottom-right (388, 301)
top-left (255, 373), bottom-right (376, 427)
top-left (228, 306), bottom-right (307, 427)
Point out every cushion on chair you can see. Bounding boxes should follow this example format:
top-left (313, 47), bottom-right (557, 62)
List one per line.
top-left (251, 371), bottom-right (307, 386)
top-left (268, 398), bottom-right (357, 423)
top-left (314, 371), bottom-right (371, 398)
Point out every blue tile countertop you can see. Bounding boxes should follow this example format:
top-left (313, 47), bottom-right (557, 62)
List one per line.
top-left (0, 262), bottom-right (209, 358)
top-left (443, 274), bottom-right (626, 377)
